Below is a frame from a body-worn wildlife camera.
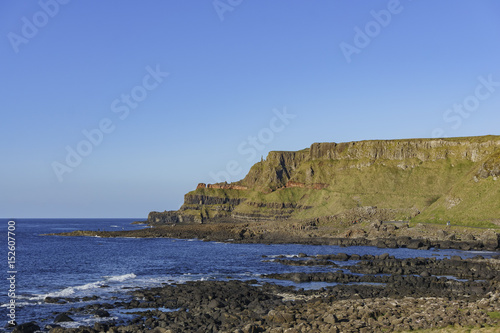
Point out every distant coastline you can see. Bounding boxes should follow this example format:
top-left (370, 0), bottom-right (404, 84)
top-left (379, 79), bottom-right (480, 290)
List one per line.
top-left (148, 135), bottom-right (500, 228)
top-left (52, 136), bottom-right (500, 251)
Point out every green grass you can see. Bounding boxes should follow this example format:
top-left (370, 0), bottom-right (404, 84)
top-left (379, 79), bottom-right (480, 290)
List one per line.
top-left (182, 136), bottom-right (500, 227)
top-left (487, 311), bottom-right (500, 319)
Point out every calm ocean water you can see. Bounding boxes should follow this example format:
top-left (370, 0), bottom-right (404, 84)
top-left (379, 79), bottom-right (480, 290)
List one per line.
top-left (0, 218), bottom-right (498, 329)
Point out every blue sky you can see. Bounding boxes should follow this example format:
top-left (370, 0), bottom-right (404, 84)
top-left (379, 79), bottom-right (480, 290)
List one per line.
top-left (1, 1), bottom-right (499, 218)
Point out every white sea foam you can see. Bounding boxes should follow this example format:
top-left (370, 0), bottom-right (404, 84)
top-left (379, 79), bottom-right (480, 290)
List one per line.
top-left (75, 281), bottom-right (103, 290)
top-left (58, 316), bottom-right (119, 329)
top-left (467, 250), bottom-right (498, 255)
top-left (28, 273), bottom-right (137, 301)
top-left (105, 273), bottom-right (137, 282)
top-left (30, 286), bottom-right (77, 300)
top-left (268, 254), bottom-right (298, 258)
top-left (0, 301), bottom-right (34, 308)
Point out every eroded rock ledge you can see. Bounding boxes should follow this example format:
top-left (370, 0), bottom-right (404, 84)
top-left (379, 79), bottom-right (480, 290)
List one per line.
top-left (23, 255), bottom-right (500, 332)
top-left (149, 135), bottom-right (500, 227)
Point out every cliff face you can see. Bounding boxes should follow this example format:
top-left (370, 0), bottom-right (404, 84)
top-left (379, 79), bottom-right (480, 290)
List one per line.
top-left (309, 137), bottom-right (499, 162)
top-left (149, 136), bottom-right (500, 227)
top-left (240, 150), bottom-right (309, 190)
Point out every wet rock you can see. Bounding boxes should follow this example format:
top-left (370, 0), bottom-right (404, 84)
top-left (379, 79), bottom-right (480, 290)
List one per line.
top-left (335, 253), bottom-right (349, 261)
top-left (45, 297), bottom-right (64, 304)
top-left (378, 253), bottom-right (390, 260)
top-left (481, 231), bottom-right (500, 250)
top-left (54, 313), bottom-right (74, 323)
top-left (30, 254), bottom-right (500, 333)
top-left (12, 322), bottom-right (40, 333)
top-left (407, 240), bottom-right (423, 249)
top-left (93, 309), bottom-right (110, 318)
top-left (93, 322), bottom-right (110, 331)
top-left (4, 321), bottom-right (16, 329)
top-left (44, 324), bottom-right (61, 330)
top-left (48, 328), bottom-right (67, 333)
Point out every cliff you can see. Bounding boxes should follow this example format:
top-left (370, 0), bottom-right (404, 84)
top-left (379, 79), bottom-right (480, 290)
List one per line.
top-left (149, 135), bottom-right (500, 227)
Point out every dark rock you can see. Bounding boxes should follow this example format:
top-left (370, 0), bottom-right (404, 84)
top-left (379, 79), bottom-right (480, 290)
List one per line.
top-left (396, 236), bottom-right (411, 247)
top-left (407, 240), bottom-right (423, 249)
top-left (44, 324), bottom-right (61, 330)
top-left (208, 299), bottom-right (224, 309)
top-left (12, 322), bottom-right (40, 333)
top-left (54, 313), bottom-right (74, 323)
top-left (44, 297), bottom-right (64, 304)
top-left (385, 239), bottom-right (398, 248)
top-left (336, 253), bottom-right (349, 261)
top-left (378, 253), bottom-right (390, 260)
top-left (93, 309), bottom-right (110, 318)
top-left (242, 323), bottom-right (261, 333)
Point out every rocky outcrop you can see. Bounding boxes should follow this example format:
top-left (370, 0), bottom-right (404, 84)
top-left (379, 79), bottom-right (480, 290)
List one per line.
top-left (207, 184), bottom-right (248, 190)
top-left (309, 137), bottom-right (500, 162)
top-left (241, 150), bottom-right (309, 190)
top-left (183, 194), bottom-right (245, 206)
top-left (148, 211), bottom-right (191, 224)
top-left (197, 183), bottom-right (249, 190)
top-left (29, 251), bottom-right (500, 332)
top-left (151, 135), bottom-right (500, 226)
top-left (475, 151), bottom-right (500, 180)
top-left (325, 206), bottom-right (421, 223)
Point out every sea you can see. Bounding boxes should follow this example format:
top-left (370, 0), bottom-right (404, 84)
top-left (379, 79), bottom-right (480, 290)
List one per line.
top-left (0, 218), bottom-right (498, 330)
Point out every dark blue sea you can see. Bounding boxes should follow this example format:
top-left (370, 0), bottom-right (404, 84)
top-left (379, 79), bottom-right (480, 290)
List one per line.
top-left (1, 218), bottom-right (498, 330)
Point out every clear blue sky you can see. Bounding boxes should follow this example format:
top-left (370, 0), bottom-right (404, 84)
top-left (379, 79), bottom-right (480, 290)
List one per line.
top-left (1, 1), bottom-right (499, 218)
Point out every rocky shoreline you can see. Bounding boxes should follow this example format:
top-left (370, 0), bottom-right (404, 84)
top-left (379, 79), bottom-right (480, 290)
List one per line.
top-left (47, 220), bottom-right (500, 252)
top-left (25, 221), bottom-right (500, 332)
top-left (14, 253), bottom-right (500, 332)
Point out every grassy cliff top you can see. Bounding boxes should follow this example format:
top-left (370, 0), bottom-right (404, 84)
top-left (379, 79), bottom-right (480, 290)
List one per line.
top-left (183, 135), bottom-right (500, 228)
